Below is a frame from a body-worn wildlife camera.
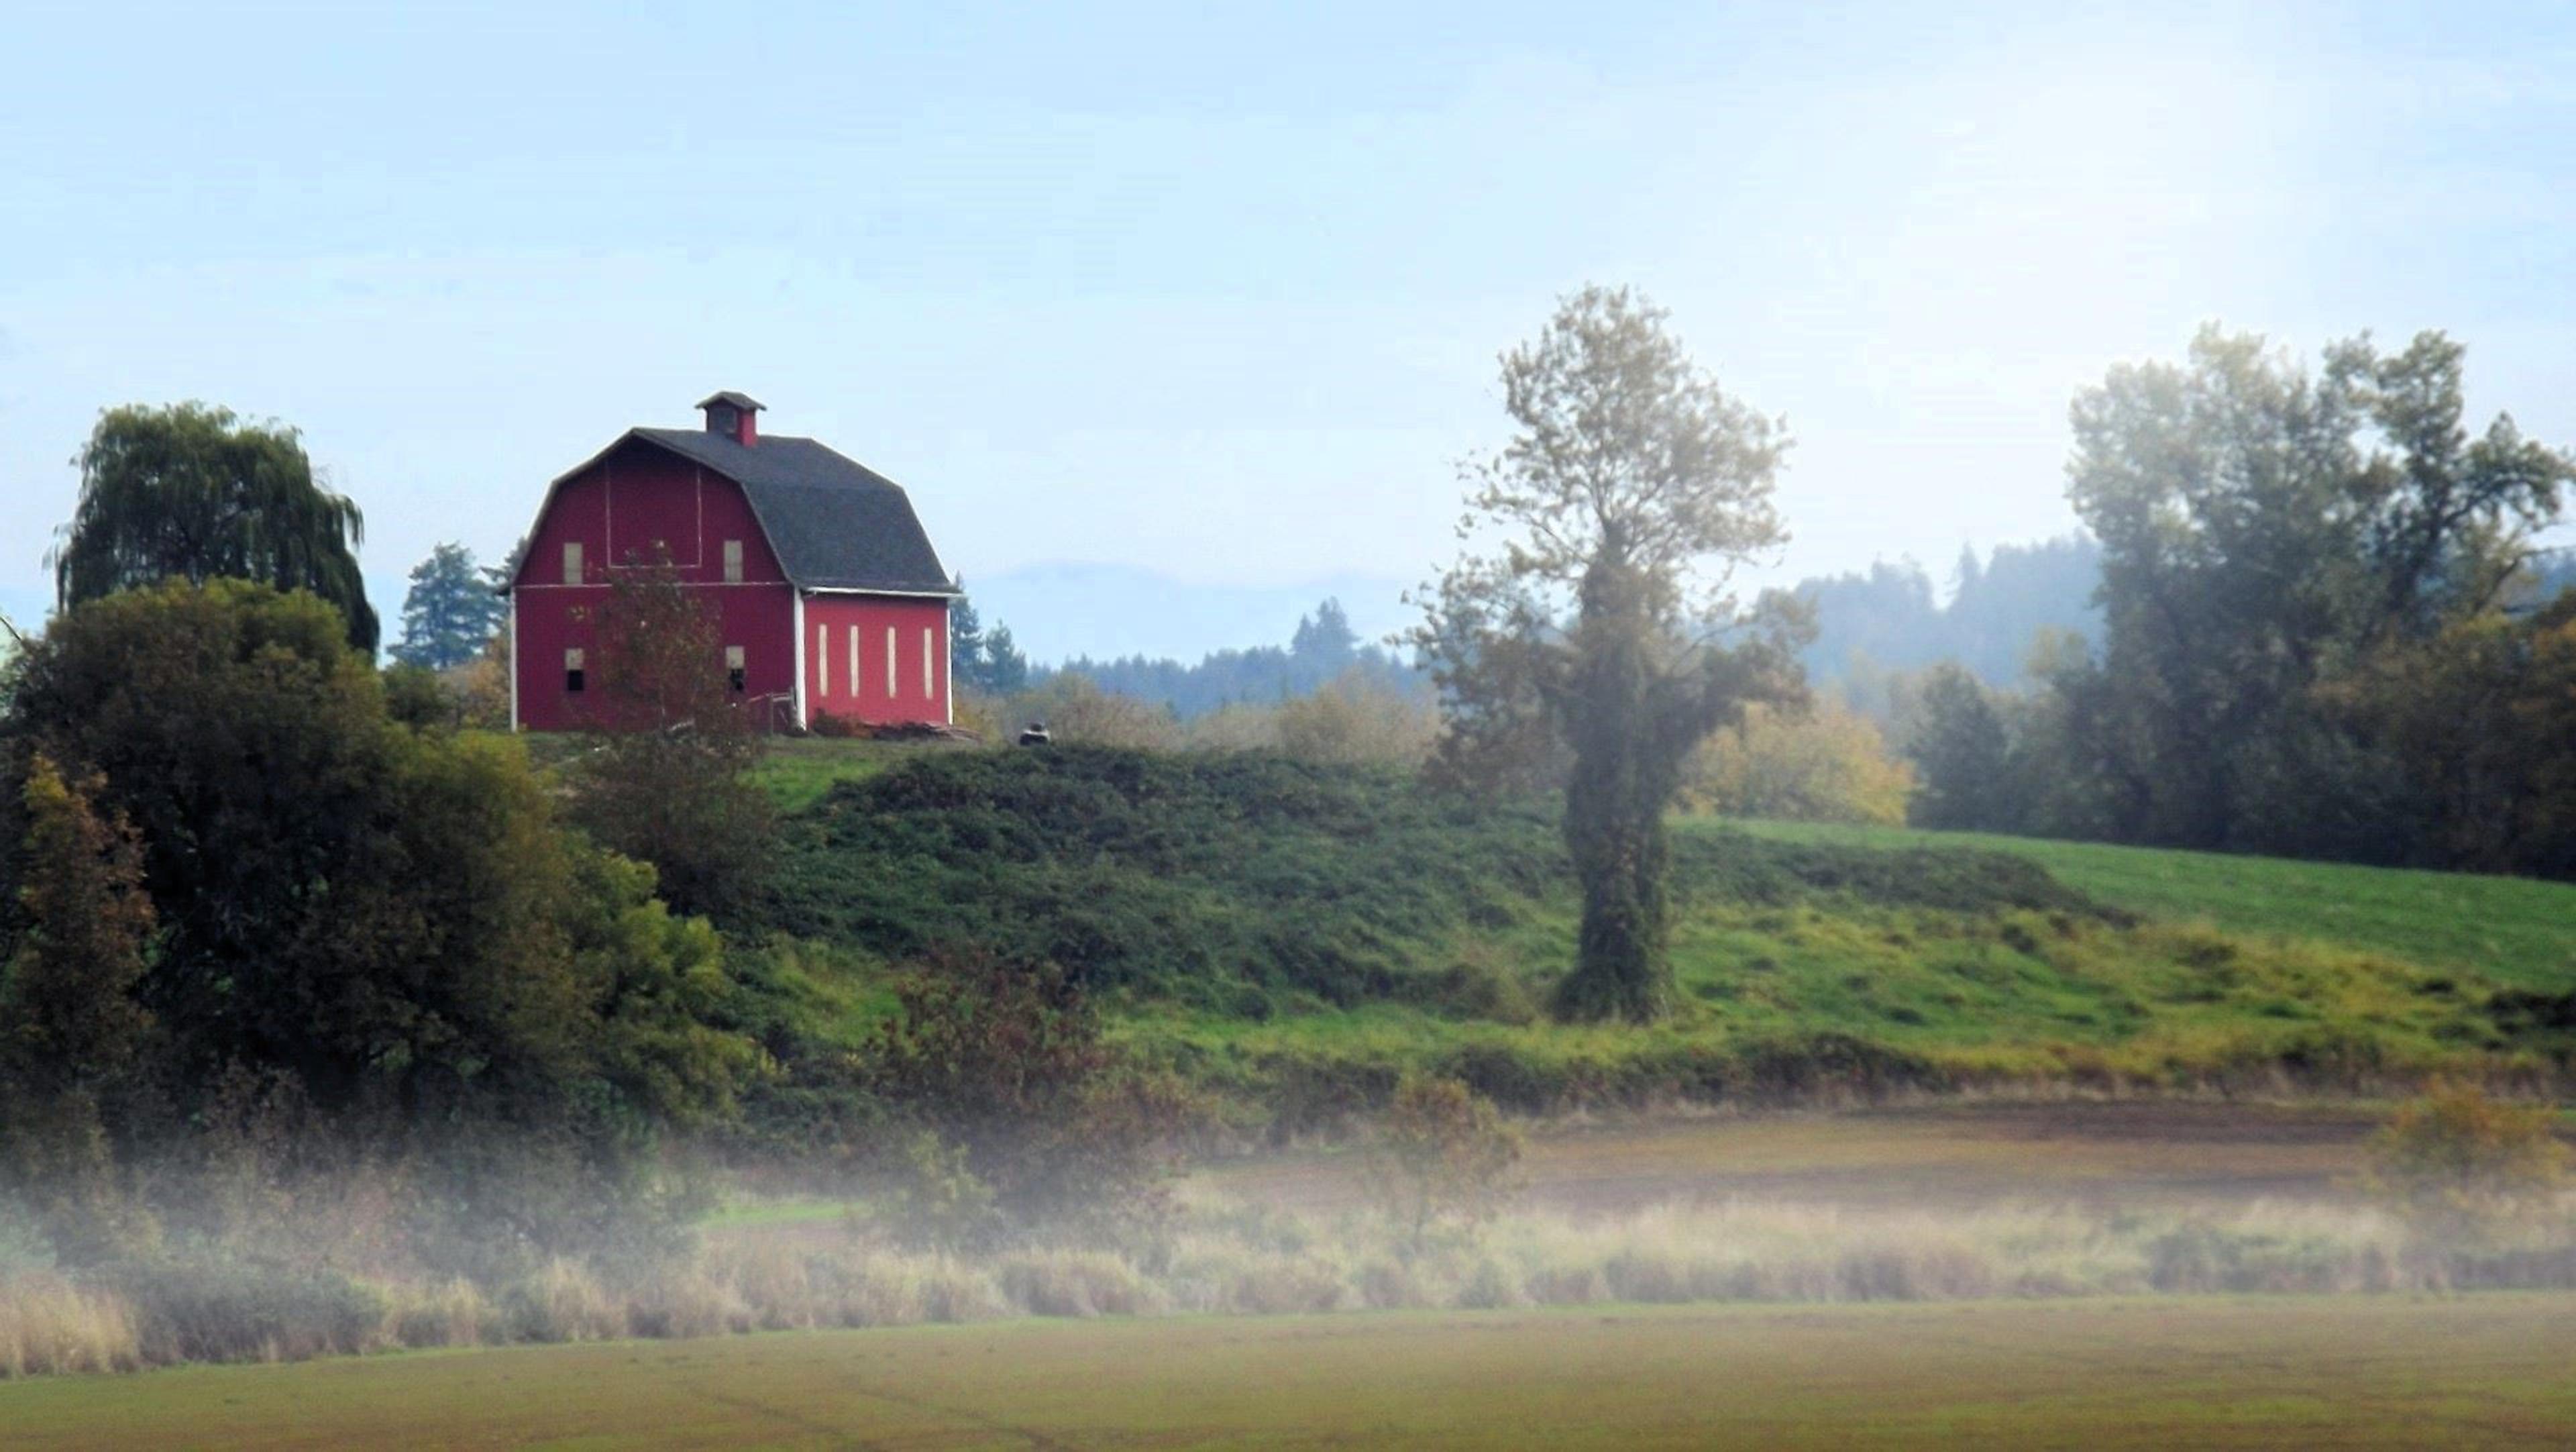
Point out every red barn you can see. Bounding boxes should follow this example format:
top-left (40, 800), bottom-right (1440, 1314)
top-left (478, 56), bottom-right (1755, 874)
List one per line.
top-left (506, 393), bottom-right (959, 733)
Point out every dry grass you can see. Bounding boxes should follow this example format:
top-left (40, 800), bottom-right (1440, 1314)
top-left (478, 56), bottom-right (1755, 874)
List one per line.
top-left (4, 1191), bottom-right (2571, 1380)
top-left (0, 1277), bottom-right (138, 1378)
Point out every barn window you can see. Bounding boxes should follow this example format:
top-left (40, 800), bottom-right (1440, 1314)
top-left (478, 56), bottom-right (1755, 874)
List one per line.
top-left (884, 626), bottom-right (896, 695)
top-left (847, 626), bottom-right (859, 695)
top-left (817, 623), bottom-right (830, 695)
top-left (723, 539), bottom-right (744, 583)
top-left (562, 541), bottom-right (584, 586)
top-left (564, 647), bottom-right (586, 694)
top-left (725, 645), bottom-right (746, 693)
top-left (923, 627), bottom-right (934, 698)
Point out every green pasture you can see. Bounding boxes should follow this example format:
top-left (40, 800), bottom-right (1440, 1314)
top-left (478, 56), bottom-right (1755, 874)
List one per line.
top-left (7, 1296), bottom-right (2570, 1449)
top-left (1719, 817), bottom-right (2576, 991)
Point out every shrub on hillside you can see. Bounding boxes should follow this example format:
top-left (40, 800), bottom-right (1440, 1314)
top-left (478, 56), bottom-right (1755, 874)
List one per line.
top-left (1362, 1075), bottom-right (1523, 1253)
top-left (1684, 700), bottom-right (1914, 826)
top-left (865, 951), bottom-right (1193, 1247)
top-left (1003, 674), bottom-right (1182, 750)
top-left (1271, 670), bottom-right (1440, 768)
top-left (759, 747), bottom-right (1564, 1012)
top-left (2366, 1080), bottom-right (2570, 1243)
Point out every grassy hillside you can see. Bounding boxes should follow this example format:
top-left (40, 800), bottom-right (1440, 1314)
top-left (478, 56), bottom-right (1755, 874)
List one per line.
top-left (1720, 819), bottom-right (2576, 990)
top-left (735, 745), bottom-right (2576, 1121)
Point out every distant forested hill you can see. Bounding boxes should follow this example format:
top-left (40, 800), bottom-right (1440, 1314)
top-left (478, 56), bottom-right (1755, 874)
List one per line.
top-left (1795, 536), bottom-right (2102, 688)
top-left (1033, 597), bottom-right (1424, 718)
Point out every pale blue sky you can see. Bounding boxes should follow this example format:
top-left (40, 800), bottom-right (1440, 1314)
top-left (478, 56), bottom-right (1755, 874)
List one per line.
top-left (4, 1), bottom-right (2573, 658)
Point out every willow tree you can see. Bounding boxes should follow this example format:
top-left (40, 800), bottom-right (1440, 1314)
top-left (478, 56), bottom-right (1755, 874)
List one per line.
top-left (52, 403), bottom-right (378, 651)
top-left (1413, 287), bottom-right (1805, 1022)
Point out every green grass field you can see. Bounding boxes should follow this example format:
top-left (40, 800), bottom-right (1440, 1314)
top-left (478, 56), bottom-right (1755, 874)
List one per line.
top-left (1721, 817), bottom-right (2576, 990)
top-left (753, 737), bottom-right (935, 813)
top-left (8, 1296), bottom-right (2571, 1449)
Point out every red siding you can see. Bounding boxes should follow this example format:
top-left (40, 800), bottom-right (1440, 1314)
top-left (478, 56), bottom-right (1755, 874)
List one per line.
top-left (803, 594), bottom-right (951, 727)
top-left (511, 440), bottom-right (797, 732)
top-left (509, 436), bottom-right (953, 733)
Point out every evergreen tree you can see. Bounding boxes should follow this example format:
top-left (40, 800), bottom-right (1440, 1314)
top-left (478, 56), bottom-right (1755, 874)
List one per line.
top-left (390, 542), bottom-right (507, 670)
top-left (949, 586), bottom-right (1032, 694)
top-left (949, 591), bottom-right (987, 684)
top-left (1907, 663), bottom-right (2015, 831)
top-left (1291, 598), bottom-right (1360, 667)
top-left (979, 621), bottom-right (1030, 694)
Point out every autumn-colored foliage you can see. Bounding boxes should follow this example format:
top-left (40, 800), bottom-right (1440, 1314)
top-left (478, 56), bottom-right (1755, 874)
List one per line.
top-left (1362, 1074), bottom-right (1524, 1252)
top-left (2366, 1080), bottom-right (2569, 1241)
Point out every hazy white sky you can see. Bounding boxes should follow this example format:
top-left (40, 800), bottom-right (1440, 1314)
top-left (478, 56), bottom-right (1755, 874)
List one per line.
top-left (4, 1), bottom-right (2572, 650)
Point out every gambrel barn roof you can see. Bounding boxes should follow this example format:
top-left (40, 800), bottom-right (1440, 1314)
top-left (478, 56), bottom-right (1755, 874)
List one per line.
top-left (552, 425), bottom-right (959, 596)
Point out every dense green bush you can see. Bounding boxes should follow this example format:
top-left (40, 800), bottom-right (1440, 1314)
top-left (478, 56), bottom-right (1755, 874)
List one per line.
top-left (755, 747), bottom-right (1563, 1011)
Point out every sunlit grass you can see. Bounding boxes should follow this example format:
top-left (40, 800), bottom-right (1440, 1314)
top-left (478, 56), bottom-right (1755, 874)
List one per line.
top-left (1713, 817), bottom-right (2576, 990)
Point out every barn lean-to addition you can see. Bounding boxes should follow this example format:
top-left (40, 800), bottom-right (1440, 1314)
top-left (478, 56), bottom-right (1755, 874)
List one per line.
top-left (505, 392), bottom-right (959, 732)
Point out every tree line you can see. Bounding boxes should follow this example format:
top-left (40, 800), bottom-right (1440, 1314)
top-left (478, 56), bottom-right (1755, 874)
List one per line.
top-left (1898, 327), bottom-right (2576, 879)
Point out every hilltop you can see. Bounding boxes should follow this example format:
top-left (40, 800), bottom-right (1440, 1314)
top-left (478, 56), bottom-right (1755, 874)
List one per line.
top-left (729, 745), bottom-right (2576, 1131)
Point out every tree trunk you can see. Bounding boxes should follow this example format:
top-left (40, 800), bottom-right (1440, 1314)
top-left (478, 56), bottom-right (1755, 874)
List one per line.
top-left (1552, 557), bottom-right (1678, 1023)
top-left (1557, 764), bottom-right (1672, 1022)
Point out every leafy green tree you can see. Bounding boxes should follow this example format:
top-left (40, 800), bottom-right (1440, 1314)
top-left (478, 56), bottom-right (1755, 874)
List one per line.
top-left (1413, 287), bottom-right (1805, 1021)
top-left (0, 578), bottom-right (753, 1147)
top-left (50, 403), bottom-right (378, 652)
top-left (390, 542), bottom-right (506, 670)
top-left (565, 554), bottom-right (771, 919)
top-left (2322, 593), bottom-right (2576, 877)
top-left (0, 756), bottom-right (162, 1263)
top-left (2063, 326), bottom-right (2572, 851)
